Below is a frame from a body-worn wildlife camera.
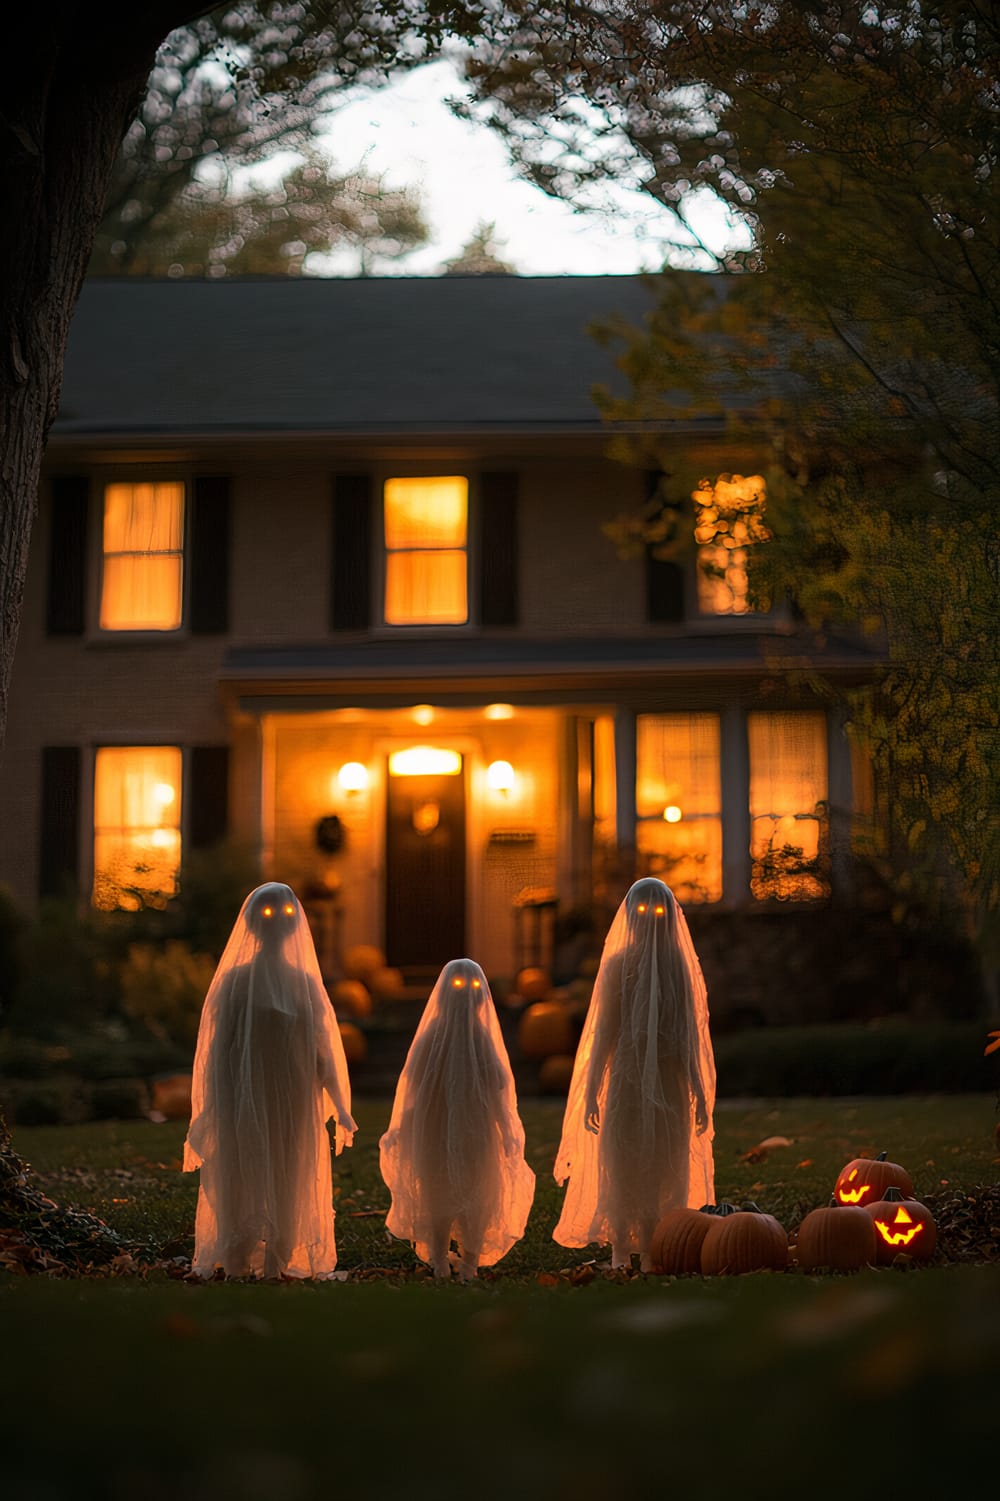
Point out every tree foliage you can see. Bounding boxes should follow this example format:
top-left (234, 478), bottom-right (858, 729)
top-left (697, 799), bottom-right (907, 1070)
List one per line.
top-left (89, 5), bottom-right (437, 277)
top-left (450, 1), bottom-right (999, 967)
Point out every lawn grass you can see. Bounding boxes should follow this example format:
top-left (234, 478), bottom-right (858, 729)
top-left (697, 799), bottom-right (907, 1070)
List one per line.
top-left (2, 1095), bottom-right (997, 1501)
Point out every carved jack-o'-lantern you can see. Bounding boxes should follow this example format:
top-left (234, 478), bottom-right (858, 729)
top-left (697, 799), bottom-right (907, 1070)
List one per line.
top-left (865, 1186), bottom-right (937, 1263)
top-left (834, 1150), bottom-right (914, 1206)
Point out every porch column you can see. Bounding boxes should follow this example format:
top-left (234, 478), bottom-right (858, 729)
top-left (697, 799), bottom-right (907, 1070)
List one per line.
top-left (720, 704), bottom-right (750, 904)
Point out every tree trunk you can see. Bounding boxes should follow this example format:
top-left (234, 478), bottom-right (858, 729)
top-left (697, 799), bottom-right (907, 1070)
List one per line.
top-left (0, 6), bottom-right (217, 751)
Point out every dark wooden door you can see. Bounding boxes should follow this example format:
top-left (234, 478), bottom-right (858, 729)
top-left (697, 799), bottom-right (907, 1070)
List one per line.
top-left (385, 762), bottom-right (466, 970)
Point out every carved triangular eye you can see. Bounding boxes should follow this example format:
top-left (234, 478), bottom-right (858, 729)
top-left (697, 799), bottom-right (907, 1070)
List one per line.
top-left (894, 1206), bottom-right (913, 1225)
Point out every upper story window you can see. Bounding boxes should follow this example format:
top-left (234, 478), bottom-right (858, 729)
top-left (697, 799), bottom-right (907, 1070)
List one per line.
top-left (92, 745), bottom-right (182, 910)
top-left (635, 712), bottom-right (723, 903)
top-left (383, 476), bottom-right (469, 626)
top-left (748, 710), bottom-right (829, 901)
top-left (100, 481), bottom-right (185, 631)
top-left (692, 473), bottom-right (770, 616)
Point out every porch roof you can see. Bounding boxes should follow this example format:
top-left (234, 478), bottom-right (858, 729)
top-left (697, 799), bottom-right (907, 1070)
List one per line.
top-left (221, 631), bottom-right (880, 708)
top-left (50, 273), bottom-right (785, 441)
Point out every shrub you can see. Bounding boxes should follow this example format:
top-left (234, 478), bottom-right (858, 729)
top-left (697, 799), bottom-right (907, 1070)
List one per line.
top-left (120, 941), bottom-right (216, 1052)
top-left (89, 1077), bottom-right (152, 1121)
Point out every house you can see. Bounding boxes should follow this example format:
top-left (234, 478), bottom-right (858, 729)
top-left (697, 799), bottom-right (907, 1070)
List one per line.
top-left (3, 273), bottom-right (892, 1025)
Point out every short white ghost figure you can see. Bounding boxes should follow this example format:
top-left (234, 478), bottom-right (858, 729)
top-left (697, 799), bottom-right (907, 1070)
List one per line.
top-left (183, 882), bottom-right (357, 1279)
top-left (552, 877), bottom-right (716, 1271)
top-left (379, 958), bottom-right (535, 1281)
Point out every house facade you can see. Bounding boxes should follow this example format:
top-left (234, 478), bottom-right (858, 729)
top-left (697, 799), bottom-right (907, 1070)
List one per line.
top-left (2, 274), bottom-right (884, 1018)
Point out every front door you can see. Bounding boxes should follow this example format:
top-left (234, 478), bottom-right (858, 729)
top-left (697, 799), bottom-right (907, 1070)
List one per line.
top-left (385, 757), bottom-right (466, 972)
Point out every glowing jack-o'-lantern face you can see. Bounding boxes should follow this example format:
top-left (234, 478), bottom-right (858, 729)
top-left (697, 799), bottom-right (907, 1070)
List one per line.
top-left (865, 1186), bottom-right (937, 1263)
top-left (834, 1151), bottom-right (914, 1207)
top-left (874, 1203), bottom-right (923, 1247)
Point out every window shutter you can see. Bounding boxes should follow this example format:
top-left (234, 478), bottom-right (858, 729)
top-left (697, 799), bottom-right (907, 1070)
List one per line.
top-left (188, 746), bottom-right (230, 850)
top-left (331, 475), bottom-right (372, 630)
top-left (46, 476), bottom-right (89, 635)
top-left (189, 476), bottom-right (231, 634)
top-left (644, 470), bottom-right (685, 624)
top-left (479, 471), bottom-right (519, 627)
top-left (39, 746), bottom-right (81, 898)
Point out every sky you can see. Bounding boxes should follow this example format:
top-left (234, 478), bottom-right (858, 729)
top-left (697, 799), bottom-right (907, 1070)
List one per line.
top-left (300, 58), bottom-right (746, 278)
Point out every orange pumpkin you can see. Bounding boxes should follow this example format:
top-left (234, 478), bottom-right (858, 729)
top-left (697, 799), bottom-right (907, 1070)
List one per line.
top-left (649, 1205), bottom-right (720, 1275)
top-left (150, 1072), bottom-right (192, 1121)
top-left (338, 1021), bottom-right (368, 1065)
top-left (515, 967), bottom-right (552, 1001)
top-left (330, 978), bottom-right (372, 1020)
top-left (794, 1199), bottom-right (879, 1272)
top-left (516, 1000), bottom-right (576, 1059)
top-left (865, 1186), bottom-right (937, 1263)
top-left (342, 944), bottom-right (386, 983)
top-left (700, 1202), bottom-right (788, 1276)
top-left (834, 1150), bottom-right (914, 1207)
top-left (367, 965), bottom-right (405, 1000)
top-left (538, 1053), bottom-right (576, 1095)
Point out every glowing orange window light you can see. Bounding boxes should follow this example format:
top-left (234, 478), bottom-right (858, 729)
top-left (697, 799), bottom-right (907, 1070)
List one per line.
top-left (93, 746), bottom-right (182, 910)
top-left (636, 713), bottom-right (722, 903)
top-left (692, 473), bottom-right (769, 615)
top-left (748, 711), bottom-right (829, 901)
top-left (100, 482), bottom-right (184, 630)
top-left (383, 476), bottom-right (468, 625)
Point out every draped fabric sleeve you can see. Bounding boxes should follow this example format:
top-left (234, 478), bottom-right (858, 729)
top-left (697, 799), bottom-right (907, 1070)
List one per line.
top-left (310, 975), bottom-right (355, 1155)
top-left (183, 969), bottom-right (232, 1171)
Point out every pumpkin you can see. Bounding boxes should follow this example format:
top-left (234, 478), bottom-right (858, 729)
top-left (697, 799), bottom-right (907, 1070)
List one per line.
top-left (367, 965), bottom-right (405, 1000)
top-left (516, 1000), bottom-right (576, 1059)
top-left (700, 1201), bottom-right (788, 1276)
top-left (834, 1150), bottom-right (914, 1207)
top-left (515, 966), bottom-right (553, 1001)
top-left (865, 1186), bottom-right (937, 1263)
top-left (330, 978), bottom-right (372, 1020)
top-left (342, 944), bottom-right (386, 983)
top-left (338, 1021), bottom-right (367, 1065)
top-left (649, 1205), bottom-right (721, 1275)
top-left (538, 1053), bottom-right (576, 1095)
top-left (150, 1072), bottom-right (192, 1121)
top-left (794, 1198), bottom-right (878, 1272)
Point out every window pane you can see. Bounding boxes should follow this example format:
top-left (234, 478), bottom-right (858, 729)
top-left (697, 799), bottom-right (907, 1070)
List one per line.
top-left (93, 746), bottom-right (182, 911)
top-left (384, 552), bottom-right (468, 625)
top-left (748, 711), bottom-right (829, 900)
top-left (101, 482), bottom-right (184, 631)
top-left (384, 477), bottom-right (468, 548)
top-left (636, 713), bottom-right (722, 902)
top-left (100, 556), bottom-right (183, 631)
top-left (693, 473), bottom-right (768, 615)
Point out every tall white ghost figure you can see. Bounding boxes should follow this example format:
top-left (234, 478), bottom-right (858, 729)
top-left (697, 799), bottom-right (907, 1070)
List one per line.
top-left (183, 882), bottom-right (357, 1279)
top-left (553, 877), bottom-right (716, 1270)
top-left (379, 958), bottom-right (535, 1280)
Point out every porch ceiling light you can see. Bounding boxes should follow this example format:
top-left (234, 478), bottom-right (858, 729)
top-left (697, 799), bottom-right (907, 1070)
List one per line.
top-left (484, 703), bottom-right (514, 720)
top-left (389, 746), bottom-right (462, 777)
top-left (487, 759), bottom-right (515, 793)
top-left (412, 704), bottom-right (435, 726)
top-left (337, 761), bottom-right (369, 793)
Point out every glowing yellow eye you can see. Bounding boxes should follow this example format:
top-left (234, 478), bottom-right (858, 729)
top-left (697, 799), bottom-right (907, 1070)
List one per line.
top-left (472, 979), bottom-right (481, 989)
top-left (655, 905), bottom-right (665, 915)
top-left (284, 904), bottom-right (294, 915)
top-left (262, 906), bottom-right (273, 917)
top-left (452, 977), bottom-right (464, 988)
top-left (637, 903), bottom-right (646, 913)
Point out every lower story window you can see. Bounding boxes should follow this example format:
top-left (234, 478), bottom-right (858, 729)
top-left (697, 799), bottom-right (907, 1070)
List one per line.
top-left (93, 746), bottom-right (182, 910)
top-left (748, 711), bottom-right (829, 901)
top-left (635, 712), bottom-right (722, 903)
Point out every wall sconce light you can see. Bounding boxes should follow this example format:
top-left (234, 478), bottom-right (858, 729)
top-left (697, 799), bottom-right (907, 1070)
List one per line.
top-left (663, 804), bottom-right (683, 823)
top-left (337, 762), bottom-right (369, 794)
top-left (487, 759), bottom-right (516, 794)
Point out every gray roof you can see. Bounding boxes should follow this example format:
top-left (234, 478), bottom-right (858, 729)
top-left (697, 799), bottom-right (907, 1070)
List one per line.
top-left (52, 273), bottom-right (729, 439)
